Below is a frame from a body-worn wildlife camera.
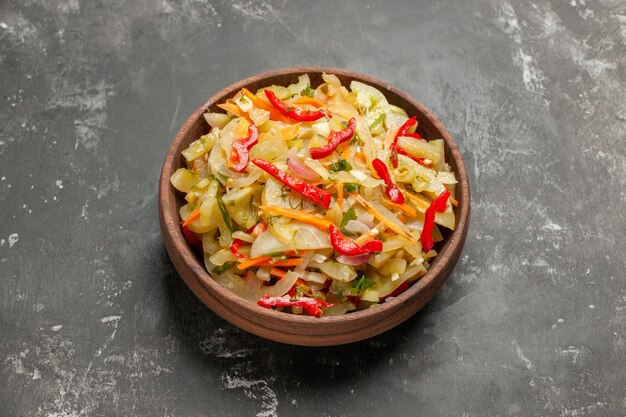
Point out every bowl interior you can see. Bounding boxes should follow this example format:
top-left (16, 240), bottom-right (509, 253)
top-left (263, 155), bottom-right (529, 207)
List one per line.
top-left (159, 67), bottom-right (470, 345)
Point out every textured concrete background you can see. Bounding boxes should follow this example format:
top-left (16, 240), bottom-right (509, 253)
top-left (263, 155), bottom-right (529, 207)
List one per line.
top-left (0, 0), bottom-right (625, 416)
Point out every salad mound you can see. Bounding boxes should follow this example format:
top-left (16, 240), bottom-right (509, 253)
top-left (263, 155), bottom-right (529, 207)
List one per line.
top-left (170, 74), bottom-right (458, 317)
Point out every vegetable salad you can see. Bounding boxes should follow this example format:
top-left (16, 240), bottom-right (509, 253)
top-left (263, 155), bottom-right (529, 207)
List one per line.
top-left (170, 74), bottom-right (458, 317)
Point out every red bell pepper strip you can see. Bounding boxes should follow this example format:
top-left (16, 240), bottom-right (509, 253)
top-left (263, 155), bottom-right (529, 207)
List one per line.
top-left (230, 224), bottom-right (264, 258)
top-left (404, 132), bottom-right (422, 140)
top-left (390, 116), bottom-right (417, 168)
top-left (309, 118), bottom-right (356, 159)
top-left (288, 278), bottom-right (308, 297)
top-left (381, 280), bottom-right (410, 301)
top-left (372, 158), bottom-right (405, 204)
top-left (182, 225), bottom-right (202, 249)
top-left (230, 124), bottom-right (259, 172)
top-left (420, 190), bottom-right (450, 253)
top-left (251, 221), bottom-right (267, 236)
top-left (396, 147), bottom-right (431, 167)
top-left (230, 238), bottom-right (246, 258)
top-left (329, 225), bottom-right (383, 256)
top-left (270, 267), bottom-right (287, 279)
top-left (264, 90), bottom-right (325, 122)
top-left (257, 295), bottom-right (333, 317)
top-left (252, 158), bottom-right (331, 208)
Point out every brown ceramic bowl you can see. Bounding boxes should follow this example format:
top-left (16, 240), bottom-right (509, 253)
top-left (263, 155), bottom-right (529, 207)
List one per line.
top-left (159, 67), bottom-right (470, 346)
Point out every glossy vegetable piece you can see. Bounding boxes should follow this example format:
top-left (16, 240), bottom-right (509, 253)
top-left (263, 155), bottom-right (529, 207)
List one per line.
top-left (230, 124), bottom-right (259, 172)
top-left (252, 158), bottom-right (331, 209)
top-left (420, 190), bottom-right (450, 252)
top-left (329, 225), bottom-right (383, 256)
top-left (257, 295), bottom-right (334, 317)
top-left (397, 136), bottom-right (440, 165)
top-left (264, 89), bottom-right (325, 122)
top-left (371, 158), bottom-right (405, 204)
top-left (390, 116), bottom-right (416, 168)
top-left (309, 118), bottom-right (356, 159)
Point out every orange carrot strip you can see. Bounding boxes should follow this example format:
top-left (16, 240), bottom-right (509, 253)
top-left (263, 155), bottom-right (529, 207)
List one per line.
top-left (237, 256), bottom-right (272, 270)
top-left (241, 88), bottom-right (295, 124)
top-left (270, 268), bottom-right (287, 278)
top-left (218, 102), bottom-right (244, 117)
top-left (336, 183), bottom-right (344, 210)
top-left (340, 142), bottom-right (351, 160)
top-left (182, 209), bottom-right (201, 227)
top-left (402, 189), bottom-right (431, 211)
top-left (450, 197), bottom-right (458, 207)
top-left (351, 193), bottom-right (415, 241)
top-left (355, 151), bottom-right (366, 163)
top-left (386, 200), bottom-right (417, 217)
top-left (260, 206), bottom-right (333, 230)
top-left (291, 96), bottom-right (326, 108)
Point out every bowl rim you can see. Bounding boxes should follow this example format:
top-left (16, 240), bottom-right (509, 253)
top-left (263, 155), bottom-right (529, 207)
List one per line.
top-left (159, 66), bottom-right (470, 343)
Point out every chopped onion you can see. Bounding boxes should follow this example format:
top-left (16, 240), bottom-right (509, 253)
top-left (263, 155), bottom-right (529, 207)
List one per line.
top-left (294, 251), bottom-right (314, 275)
top-left (249, 108), bottom-right (270, 126)
top-left (378, 258), bottom-right (407, 276)
top-left (336, 253), bottom-right (371, 266)
top-left (383, 236), bottom-right (407, 252)
top-left (400, 264), bottom-right (427, 281)
top-left (292, 225), bottom-right (332, 251)
top-left (350, 170), bottom-right (368, 182)
top-left (311, 121), bottom-right (331, 137)
top-left (256, 267), bottom-right (271, 282)
top-left (170, 168), bottom-right (200, 193)
top-left (288, 147), bottom-right (320, 181)
top-left (232, 231), bottom-right (254, 243)
top-left (202, 233), bottom-right (221, 255)
top-left (302, 271), bottom-right (327, 284)
top-left (287, 74), bottom-right (311, 96)
top-left (209, 249), bottom-right (238, 266)
top-left (228, 169), bottom-right (262, 189)
top-left (345, 220), bottom-right (370, 235)
top-left (317, 261), bottom-right (357, 282)
top-left (250, 230), bottom-right (293, 258)
top-left (310, 253), bottom-right (328, 264)
top-left (234, 94), bottom-right (253, 113)
top-left (303, 158), bottom-right (331, 180)
top-left (356, 212), bottom-right (375, 228)
top-left (213, 269), bottom-right (300, 303)
top-left (203, 112), bottom-right (231, 129)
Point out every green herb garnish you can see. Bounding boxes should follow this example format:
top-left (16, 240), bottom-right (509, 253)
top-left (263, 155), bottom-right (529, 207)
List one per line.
top-left (351, 275), bottom-right (375, 295)
top-left (369, 113), bottom-right (386, 130)
top-left (344, 183), bottom-right (359, 193)
top-left (302, 85), bottom-right (314, 98)
top-left (350, 132), bottom-right (362, 145)
top-left (329, 158), bottom-right (352, 173)
top-left (217, 198), bottom-right (234, 232)
top-left (212, 262), bottom-right (235, 275)
top-left (339, 206), bottom-right (356, 229)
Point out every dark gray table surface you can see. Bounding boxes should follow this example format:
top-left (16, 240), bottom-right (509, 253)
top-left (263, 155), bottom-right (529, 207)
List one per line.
top-left (1, 0), bottom-right (624, 416)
